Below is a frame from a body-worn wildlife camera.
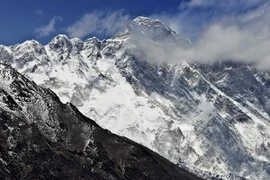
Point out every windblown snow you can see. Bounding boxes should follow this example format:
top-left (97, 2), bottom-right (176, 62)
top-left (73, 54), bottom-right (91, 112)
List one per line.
top-left (1, 17), bottom-right (270, 179)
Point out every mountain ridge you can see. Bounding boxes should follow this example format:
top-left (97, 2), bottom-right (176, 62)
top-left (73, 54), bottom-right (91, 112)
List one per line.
top-left (0, 16), bottom-right (270, 179)
top-left (0, 63), bottom-right (203, 180)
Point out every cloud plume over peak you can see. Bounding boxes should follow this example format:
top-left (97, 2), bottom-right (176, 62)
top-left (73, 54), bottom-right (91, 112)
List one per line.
top-left (126, 1), bottom-right (270, 70)
top-left (66, 10), bottom-right (131, 38)
top-left (35, 16), bottom-right (63, 38)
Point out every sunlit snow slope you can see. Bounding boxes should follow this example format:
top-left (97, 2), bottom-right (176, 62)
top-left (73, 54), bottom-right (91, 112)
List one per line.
top-left (1, 16), bottom-right (270, 179)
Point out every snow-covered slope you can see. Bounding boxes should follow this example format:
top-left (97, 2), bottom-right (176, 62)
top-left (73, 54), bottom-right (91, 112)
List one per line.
top-left (1, 16), bottom-right (270, 179)
top-left (0, 63), bottom-right (202, 180)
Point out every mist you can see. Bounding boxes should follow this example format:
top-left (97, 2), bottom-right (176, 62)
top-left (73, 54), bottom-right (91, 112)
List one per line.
top-left (125, 1), bottom-right (270, 70)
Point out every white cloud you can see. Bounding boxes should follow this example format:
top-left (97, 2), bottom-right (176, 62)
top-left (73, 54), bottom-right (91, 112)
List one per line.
top-left (181, 0), bottom-right (266, 10)
top-left (155, 0), bottom-right (269, 40)
top-left (127, 1), bottom-right (270, 70)
top-left (34, 10), bottom-right (44, 16)
top-left (66, 10), bottom-right (130, 38)
top-left (35, 16), bottom-right (63, 38)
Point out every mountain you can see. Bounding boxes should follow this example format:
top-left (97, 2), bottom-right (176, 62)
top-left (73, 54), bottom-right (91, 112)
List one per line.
top-left (0, 16), bottom-right (270, 179)
top-left (0, 63), bottom-right (203, 180)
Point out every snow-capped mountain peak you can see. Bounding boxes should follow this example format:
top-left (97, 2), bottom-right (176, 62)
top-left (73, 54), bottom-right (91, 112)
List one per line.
top-left (115, 16), bottom-right (177, 40)
top-left (48, 34), bottom-right (72, 51)
top-left (1, 17), bottom-right (270, 179)
top-left (12, 40), bottom-right (45, 54)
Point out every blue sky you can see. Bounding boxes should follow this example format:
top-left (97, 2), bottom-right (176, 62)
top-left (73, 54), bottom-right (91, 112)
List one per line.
top-left (0, 0), bottom-right (269, 46)
top-left (0, 0), bottom-right (183, 45)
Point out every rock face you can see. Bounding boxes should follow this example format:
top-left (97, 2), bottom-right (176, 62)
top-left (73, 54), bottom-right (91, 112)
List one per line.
top-left (0, 16), bottom-right (270, 179)
top-left (0, 63), bottom-right (202, 180)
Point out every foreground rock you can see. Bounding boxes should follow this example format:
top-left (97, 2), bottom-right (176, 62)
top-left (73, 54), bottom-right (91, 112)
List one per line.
top-left (0, 63), bottom-right (202, 179)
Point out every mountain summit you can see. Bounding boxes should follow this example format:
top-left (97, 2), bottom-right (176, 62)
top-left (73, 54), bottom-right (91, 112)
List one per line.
top-left (0, 17), bottom-right (270, 179)
top-left (115, 16), bottom-right (177, 39)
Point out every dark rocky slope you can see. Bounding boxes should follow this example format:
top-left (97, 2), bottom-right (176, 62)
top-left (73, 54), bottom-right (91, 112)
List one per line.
top-left (0, 63), bottom-right (202, 180)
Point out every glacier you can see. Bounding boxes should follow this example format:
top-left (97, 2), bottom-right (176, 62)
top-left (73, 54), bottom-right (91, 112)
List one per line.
top-left (0, 16), bottom-right (270, 179)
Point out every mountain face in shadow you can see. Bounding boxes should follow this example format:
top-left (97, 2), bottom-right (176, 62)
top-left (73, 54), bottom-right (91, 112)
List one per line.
top-left (1, 17), bottom-right (268, 179)
top-left (0, 63), bottom-right (202, 180)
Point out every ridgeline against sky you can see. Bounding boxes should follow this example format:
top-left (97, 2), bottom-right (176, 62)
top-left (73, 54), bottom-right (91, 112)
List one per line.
top-left (1, 0), bottom-right (270, 68)
top-left (1, 0), bottom-right (268, 45)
